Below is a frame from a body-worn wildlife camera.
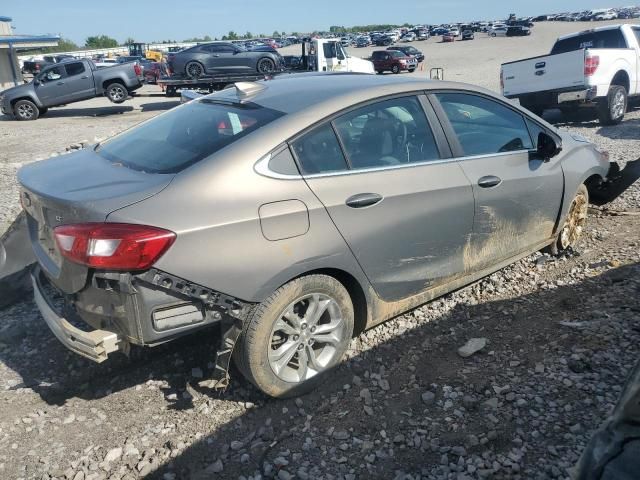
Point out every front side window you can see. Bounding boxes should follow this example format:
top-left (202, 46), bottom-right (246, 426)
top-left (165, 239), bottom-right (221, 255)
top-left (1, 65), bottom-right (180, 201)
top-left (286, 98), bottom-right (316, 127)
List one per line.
top-left (333, 96), bottom-right (440, 169)
top-left (96, 100), bottom-right (284, 174)
top-left (435, 92), bottom-right (533, 156)
top-left (41, 65), bottom-right (65, 82)
top-left (65, 62), bottom-right (85, 77)
top-left (291, 124), bottom-right (348, 174)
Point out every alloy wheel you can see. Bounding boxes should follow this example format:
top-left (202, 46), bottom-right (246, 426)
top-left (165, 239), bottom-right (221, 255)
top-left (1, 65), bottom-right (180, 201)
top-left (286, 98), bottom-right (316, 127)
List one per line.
top-left (17, 103), bottom-right (34, 119)
top-left (110, 86), bottom-right (125, 101)
top-left (611, 90), bottom-right (625, 120)
top-left (268, 293), bottom-right (347, 383)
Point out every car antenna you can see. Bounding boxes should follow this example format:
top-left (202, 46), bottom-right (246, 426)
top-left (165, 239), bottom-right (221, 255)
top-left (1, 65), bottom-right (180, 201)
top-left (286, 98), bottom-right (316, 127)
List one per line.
top-left (234, 81), bottom-right (266, 99)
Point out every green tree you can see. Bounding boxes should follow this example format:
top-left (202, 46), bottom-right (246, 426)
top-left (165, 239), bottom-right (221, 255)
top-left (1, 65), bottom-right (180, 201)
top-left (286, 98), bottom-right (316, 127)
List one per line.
top-left (244, 31), bottom-right (253, 39)
top-left (85, 35), bottom-right (118, 48)
top-left (272, 30), bottom-right (280, 38)
top-left (35, 38), bottom-right (79, 54)
top-left (226, 31), bottom-right (238, 40)
top-left (124, 37), bottom-right (136, 45)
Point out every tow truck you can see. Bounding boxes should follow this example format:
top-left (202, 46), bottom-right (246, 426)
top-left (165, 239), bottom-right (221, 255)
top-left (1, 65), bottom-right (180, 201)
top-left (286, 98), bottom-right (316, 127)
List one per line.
top-left (158, 38), bottom-right (375, 97)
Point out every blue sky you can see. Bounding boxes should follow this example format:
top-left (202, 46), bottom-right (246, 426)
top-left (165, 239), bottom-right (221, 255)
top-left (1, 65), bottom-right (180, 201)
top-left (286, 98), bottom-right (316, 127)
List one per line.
top-left (4, 0), bottom-right (626, 44)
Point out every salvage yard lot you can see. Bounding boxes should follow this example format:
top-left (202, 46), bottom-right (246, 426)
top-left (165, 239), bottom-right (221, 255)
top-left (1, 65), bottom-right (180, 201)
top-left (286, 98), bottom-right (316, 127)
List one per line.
top-left (1, 21), bottom-right (639, 480)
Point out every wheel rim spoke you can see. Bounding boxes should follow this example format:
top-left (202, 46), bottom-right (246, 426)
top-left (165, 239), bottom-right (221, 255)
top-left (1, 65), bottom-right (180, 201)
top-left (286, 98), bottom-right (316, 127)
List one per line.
top-left (313, 317), bottom-right (343, 335)
top-left (311, 332), bottom-right (340, 346)
top-left (274, 317), bottom-right (298, 336)
top-left (269, 339), bottom-right (298, 373)
top-left (306, 345), bottom-right (323, 371)
top-left (297, 348), bottom-right (308, 381)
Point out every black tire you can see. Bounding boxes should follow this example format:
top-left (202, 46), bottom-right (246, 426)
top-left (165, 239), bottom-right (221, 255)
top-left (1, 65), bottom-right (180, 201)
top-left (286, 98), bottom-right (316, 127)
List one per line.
top-left (13, 99), bottom-right (39, 121)
top-left (597, 85), bottom-right (627, 125)
top-left (105, 83), bottom-right (128, 104)
top-left (38, 107), bottom-right (48, 116)
top-left (234, 274), bottom-right (354, 398)
top-left (376, 70), bottom-right (384, 75)
top-left (545, 184), bottom-right (589, 256)
top-left (522, 104), bottom-right (544, 117)
top-left (257, 57), bottom-right (276, 74)
top-left (185, 61), bottom-right (205, 79)
top-left (408, 68), bottom-right (416, 73)
top-left (392, 65), bottom-right (400, 74)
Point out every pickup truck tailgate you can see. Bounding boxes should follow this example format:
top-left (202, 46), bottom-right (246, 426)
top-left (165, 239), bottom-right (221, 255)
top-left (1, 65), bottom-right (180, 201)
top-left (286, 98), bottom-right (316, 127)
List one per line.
top-left (502, 49), bottom-right (586, 97)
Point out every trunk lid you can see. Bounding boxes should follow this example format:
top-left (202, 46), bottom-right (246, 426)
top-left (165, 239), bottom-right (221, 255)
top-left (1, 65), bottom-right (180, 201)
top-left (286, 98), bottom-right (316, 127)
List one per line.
top-left (18, 148), bottom-right (173, 293)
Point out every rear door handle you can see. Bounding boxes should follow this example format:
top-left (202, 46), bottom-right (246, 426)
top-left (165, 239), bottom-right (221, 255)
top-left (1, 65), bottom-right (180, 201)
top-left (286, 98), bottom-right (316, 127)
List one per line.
top-left (80, 75), bottom-right (89, 79)
top-left (478, 175), bottom-right (502, 188)
top-left (56, 81), bottom-right (65, 85)
top-left (345, 193), bottom-right (383, 208)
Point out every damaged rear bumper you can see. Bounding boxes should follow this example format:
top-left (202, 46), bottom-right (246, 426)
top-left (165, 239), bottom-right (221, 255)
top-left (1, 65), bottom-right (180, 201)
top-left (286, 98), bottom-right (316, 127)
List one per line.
top-left (32, 267), bottom-right (121, 362)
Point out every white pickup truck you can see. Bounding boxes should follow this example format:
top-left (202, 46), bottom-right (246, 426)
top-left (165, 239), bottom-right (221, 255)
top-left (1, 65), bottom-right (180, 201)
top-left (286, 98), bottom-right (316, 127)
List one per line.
top-left (501, 24), bottom-right (640, 124)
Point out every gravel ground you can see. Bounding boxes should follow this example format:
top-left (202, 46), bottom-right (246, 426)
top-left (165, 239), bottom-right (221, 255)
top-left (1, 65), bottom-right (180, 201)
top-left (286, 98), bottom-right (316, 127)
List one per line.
top-left (1, 21), bottom-right (639, 480)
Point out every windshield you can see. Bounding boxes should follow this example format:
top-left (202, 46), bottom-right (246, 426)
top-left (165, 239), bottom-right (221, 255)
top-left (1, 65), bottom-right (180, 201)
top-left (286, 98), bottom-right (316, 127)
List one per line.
top-left (96, 100), bottom-right (284, 174)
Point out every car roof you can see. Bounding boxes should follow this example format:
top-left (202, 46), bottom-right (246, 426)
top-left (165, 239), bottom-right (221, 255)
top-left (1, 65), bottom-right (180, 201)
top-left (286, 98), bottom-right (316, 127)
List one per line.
top-left (203, 73), bottom-right (496, 117)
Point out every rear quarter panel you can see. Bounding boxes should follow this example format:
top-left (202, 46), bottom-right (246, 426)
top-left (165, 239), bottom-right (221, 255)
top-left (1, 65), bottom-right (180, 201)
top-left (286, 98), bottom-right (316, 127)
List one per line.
top-left (105, 132), bottom-right (371, 305)
top-left (587, 49), bottom-right (637, 96)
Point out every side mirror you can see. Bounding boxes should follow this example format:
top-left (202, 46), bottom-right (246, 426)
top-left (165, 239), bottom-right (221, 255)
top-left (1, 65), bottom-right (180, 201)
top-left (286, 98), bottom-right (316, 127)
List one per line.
top-left (537, 131), bottom-right (562, 161)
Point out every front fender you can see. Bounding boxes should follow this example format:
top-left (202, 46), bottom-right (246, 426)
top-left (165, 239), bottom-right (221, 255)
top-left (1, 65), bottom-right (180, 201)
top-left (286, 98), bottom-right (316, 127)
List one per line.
top-left (557, 137), bottom-right (609, 227)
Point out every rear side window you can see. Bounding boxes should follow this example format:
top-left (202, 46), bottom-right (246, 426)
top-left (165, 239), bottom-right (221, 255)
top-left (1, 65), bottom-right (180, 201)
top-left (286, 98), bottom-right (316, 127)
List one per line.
top-left (633, 28), bottom-right (640, 47)
top-left (372, 51), bottom-right (385, 59)
top-left (435, 93), bottom-right (533, 156)
top-left (64, 62), bottom-right (85, 76)
top-left (291, 124), bottom-right (348, 174)
top-left (96, 100), bottom-right (284, 174)
top-left (333, 96), bottom-right (440, 169)
top-left (551, 29), bottom-right (627, 54)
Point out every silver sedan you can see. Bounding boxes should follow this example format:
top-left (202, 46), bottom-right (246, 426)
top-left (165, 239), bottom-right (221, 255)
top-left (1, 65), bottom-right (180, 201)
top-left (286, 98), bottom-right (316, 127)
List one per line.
top-left (18, 74), bottom-right (610, 397)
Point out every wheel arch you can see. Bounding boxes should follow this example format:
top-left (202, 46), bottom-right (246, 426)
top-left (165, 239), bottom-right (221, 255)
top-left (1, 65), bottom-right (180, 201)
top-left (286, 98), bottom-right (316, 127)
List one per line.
top-left (10, 95), bottom-right (41, 109)
top-left (102, 77), bottom-right (126, 91)
top-left (610, 69), bottom-right (630, 92)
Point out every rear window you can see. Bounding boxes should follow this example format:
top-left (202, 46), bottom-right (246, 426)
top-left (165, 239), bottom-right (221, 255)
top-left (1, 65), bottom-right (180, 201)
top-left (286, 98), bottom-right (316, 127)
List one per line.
top-left (96, 100), bottom-right (284, 174)
top-left (551, 29), bottom-right (628, 54)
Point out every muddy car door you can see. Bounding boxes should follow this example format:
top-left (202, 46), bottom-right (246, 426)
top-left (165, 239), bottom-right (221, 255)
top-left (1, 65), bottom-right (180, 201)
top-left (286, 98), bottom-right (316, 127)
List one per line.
top-left (430, 91), bottom-right (564, 271)
top-left (292, 94), bottom-right (475, 301)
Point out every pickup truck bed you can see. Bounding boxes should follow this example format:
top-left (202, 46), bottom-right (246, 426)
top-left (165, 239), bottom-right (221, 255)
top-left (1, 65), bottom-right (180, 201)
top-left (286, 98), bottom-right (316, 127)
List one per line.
top-left (501, 24), bottom-right (640, 125)
top-left (158, 72), bottom-right (276, 96)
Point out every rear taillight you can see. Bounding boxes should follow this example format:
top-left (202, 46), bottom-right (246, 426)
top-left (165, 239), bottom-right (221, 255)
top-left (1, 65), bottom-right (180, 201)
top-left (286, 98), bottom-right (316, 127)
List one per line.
top-left (584, 55), bottom-right (600, 76)
top-left (134, 64), bottom-right (142, 76)
top-left (53, 223), bottom-right (175, 271)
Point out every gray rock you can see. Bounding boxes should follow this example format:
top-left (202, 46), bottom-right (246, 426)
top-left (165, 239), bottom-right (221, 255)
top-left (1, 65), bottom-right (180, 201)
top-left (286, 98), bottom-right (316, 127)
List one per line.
top-left (458, 338), bottom-right (487, 358)
top-left (104, 447), bottom-right (122, 463)
top-left (422, 391), bottom-right (436, 405)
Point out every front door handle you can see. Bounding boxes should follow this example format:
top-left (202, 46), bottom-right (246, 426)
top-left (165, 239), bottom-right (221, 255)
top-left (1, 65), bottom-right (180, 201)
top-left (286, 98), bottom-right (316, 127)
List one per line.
top-left (80, 75), bottom-right (89, 79)
top-left (56, 81), bottom-right (65, 85)
top-left (478, 175), bottom-right (502, 188)
top-left (345, 193), bottom-right (383, 208)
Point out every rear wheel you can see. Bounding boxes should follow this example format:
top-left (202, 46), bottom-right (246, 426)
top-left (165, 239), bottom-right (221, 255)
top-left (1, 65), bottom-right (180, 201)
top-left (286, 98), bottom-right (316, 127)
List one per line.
top-left (234, 275), bottom-right (354, 398)
top-left (376, 70), bottom-right (384, 75)
top-left (257, 57), bottom-right (276, 74)
top-left (597, 85), bottom-right (627, 125)
top-left (13, 99), bottom-right (39, 121)
top-left (546, 184), bottom-right (589, 255)
top-left (408, 68), bottom-right (416, 73)
top-left (106, 83), bottom-right (127, 104)
top-left (185, 61), bottom-right (205, 79)
top-left (391, 65), bottom-right (400, 74)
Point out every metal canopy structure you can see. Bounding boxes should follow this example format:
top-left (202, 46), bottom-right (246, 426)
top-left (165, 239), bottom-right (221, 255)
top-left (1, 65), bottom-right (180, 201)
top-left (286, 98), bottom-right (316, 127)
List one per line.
top-left (0, 16), bottom-right (60, 89)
